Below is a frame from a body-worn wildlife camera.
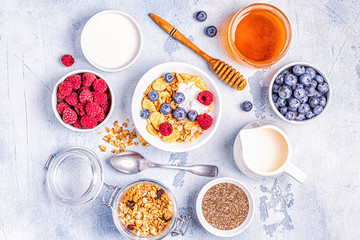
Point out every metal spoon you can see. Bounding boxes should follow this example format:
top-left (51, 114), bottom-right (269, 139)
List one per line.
top-left (110, 151), bottom-right (218, 177)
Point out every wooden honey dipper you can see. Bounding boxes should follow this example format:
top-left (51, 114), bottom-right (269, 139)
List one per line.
top-left (150, 13), bottom-right (247, 91)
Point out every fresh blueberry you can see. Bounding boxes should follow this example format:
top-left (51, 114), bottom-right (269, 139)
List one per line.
top-left (285, 111), bottom-right (296, 121)
top-left (309, 96), bottom-right (320, 108)
top-left (275, 74), bottom-right (284, 84)
top-left (148, 90), bottom-right (159, 101)
top-left (288, 98), bottom-right (301, 109)
top-left (242, 101), bottom-right (253, 112)
top-left (317, 82), bottom-right (329, 94)
top-left (140, 109), bottom-right (150, 119)
top-left (310, 80), bottom-right (318, 88)
top-left (187, 110), bottom-right (198, 121)
top-left (315, 74), bottom-right (324, 83)
top-left (292, 83), bottom-right (304, 90)
top-left (293, 65), bottom-right (306, 76)
top-left (299, 73), bottom-right (312, 86)
top-left (277, 98), bottom-right (287, 107)
top-left (305, 86), bottom-right (316, 97)
top-left (300, 95), bottom-right (308, 103)
top-left (314, 91), bottom-right (323, 98)
top-left (306, 111), bottom-right (315, 119)
top-left (288, 107), bottom-right (298, 112)
top-left (272, 93), bottom-right (279, 103)
top-left (305, 67), bottom-right (316, 79)
top-left (174, 92), bottom-right (185, 104)
top-left (272, 83), bottom-right (280, 93)
top-left (293, 87), bottom-right (306, 99)
top-left (278, 85), bottom-right (292, 99)
top-left (160, 103), bottom-right (172, 115)
top-left (173, 107), bottom-right (187, 120)
top-left (205, 26), bottom-right (217, 37)
top-left (313, 105), bottom-right (324, 115)
top-left (279, 107), bottom-right (288, 115)
top-left (285, 73), bottom-right (298, 86)
top-left (196, 11), bottom-right (207, 22)
top-left (319, 96), bottom-right (327, 107)
top-left (164, 72), bottom-right (174, 83)
top-left (298, 103), bottom-right (310, 114)
top-left (294, 112), bottom-right (305, 121)
top-left (281, 69), bottom-right (290, 78)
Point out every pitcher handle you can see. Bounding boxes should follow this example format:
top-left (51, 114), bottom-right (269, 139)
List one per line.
top-left (284, 163), bottom-right (307, 183)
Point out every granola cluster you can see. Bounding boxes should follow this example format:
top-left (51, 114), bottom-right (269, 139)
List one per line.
top-left (118, 183), bottom-right (174, 237)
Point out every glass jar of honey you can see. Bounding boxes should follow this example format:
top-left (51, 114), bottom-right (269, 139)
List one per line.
top-left (227, 4), bottom-right (292, 68)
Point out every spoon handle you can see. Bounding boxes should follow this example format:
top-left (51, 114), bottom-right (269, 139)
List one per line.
top-left (152, 164), bottom-right (218, 177)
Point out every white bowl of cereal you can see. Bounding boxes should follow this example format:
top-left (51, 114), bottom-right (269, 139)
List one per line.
top-left (196, 178), bottom-right (254, 237)
top-left (131, 62), bottom-right (222, 152)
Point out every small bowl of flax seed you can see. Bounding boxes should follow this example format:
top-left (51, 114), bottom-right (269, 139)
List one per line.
top-left (196, 178), bottom-right (254, 237)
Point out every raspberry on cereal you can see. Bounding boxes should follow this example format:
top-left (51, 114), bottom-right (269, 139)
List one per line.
top-left (93, 79), bottom-right (107, 92)
top-left (197, 90), bottom-right (214, 106)
top-left (85, 102), bottom-right (101, 117)
top-left (77, 86), bottom-right (90, 94)
top-left (93, 92), bottom-right (108, 105)
top-left (65, 92), bottom-right (78, 106)
top-left (80, 115), bottom-right (97, 129)
top-left (62, 108), bottom-right (77, 124)
top-left (73, 119), bottom-right (82, 129)
top-left (61, 54), bottom-right (74, 67)
top-left (79, 90), bottom-right (93, 103)
top-left (56, 102), bottom-right (70, 115)
top-left (67, 74), bottom-right (81, 89)
top-left (58, 81), bottom-right (73, 96)
top-left (95, 109), bottom-right (105, 123)
top-left (82, 72), bottom-right (97, 87)
top-left (159, 122), bottom-right (173, 136)
top-left (74, 103), bottom-right (86, 116)
top-left (100, 101), bottom-right (110, 113)
top-left (197, 113), bottom-right (213, 130)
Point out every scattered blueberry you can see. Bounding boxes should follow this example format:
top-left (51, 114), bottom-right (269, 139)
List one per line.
top-left (285, 73), bottom-right (298, 86)
top-left (294, 112), bottom-right (306, 121)
top-left (305, 86), bottom-right (316, 97)
top-left (196, 11), bottom-right (207, 22)
top-left (293, 65), bottom-right (306, 76)
top-left (242, 101), bottom-right (253, 112)
top-left (293, 87), bottom-right (306, 99)
top-left (319, 96), bottom-right (327, 107)
top-left (306, 111), bottom-right (315, 119)
top-left (313, 105), bottom-right (324, 115)
top-left (315, 75), bottom-right (324, 83)
top-left (280, 107), bottom-right (288, 115)
top-left (164, 73), bottom-right (174, 83)
top-left (300, 95), bottom-right (308, 103)
top-left (310, 80), bottom-right (318, 88)
top-left (174, 92), bottom-right (185, 104)
top-left (277, 98), bottom-right (287, 107)
top-left (273, 83), bottom-right (280, 93)
top-left (305, 67), bottom-right (316, 79)
top-left (309, 96), bottom-right (320, 108)
top-left (272, 93), bottom-right (279, 102)
top-left (278, 85), bottom-right (292, 99)
top-left (148, 90), bottom-right (159, 101)
top-left (140, 109), bottom-right (150, 119)
top-left (288, 98), bottom-right (301, 109)
top-left (299, 73), bottom-right (312, 86)
top-left (205, 26), bottom-right (217, 37)
top-left (285, 111), bottom-right (296, 120)
top-left (298, 103), bottom-right (310, 114)
top-left (275, 74), bottom-right (284, 84)
top-left (173, 107), bottom-right (187, 120)
top-left (187, 110), bottom-right (198, 121)
top-left (160, 103), bottom-right (172, 115)
top-left (317, 82), bottom-right (329, 94)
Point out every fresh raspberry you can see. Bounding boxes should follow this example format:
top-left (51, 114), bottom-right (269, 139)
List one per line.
top-left (62, 108), bottom-right (77, 124)
top-left (82, 72), bottom-right (97, 87)
top-left (57, 90), bottom-right (66, 100)
top-left (85, 102), bottom-right (101, 117)
top-left (93, 78), bottom-right (108, 92)
top-left (95, 108), bottom-right (105, 123)
top-left (73, 119), bottom-right (82, 129)
top-left (61, 54), bottom-right (74, 67)
top-left (93, 92), bottom-right (108, 105)
top-left (77, 86), bottom-right (90, 94)
top-left (80, 115), bottom-right (97, 129)
top-left (100, 101), bottom-right (110, 113)
top-left (65, 92), bottom-right (78, 106)
top-left (79, 90), bottom-right (93, 103)
top-left (159, 122), bottom-right (173, 136)
top-left (197, 90), bottom-right (214, 106)
top-left (67, 74), bottom-right (81, 89)
top-left (56, 102), bottom-right (70, 115)
top-left (197, 113), bottom-right (213, 130)
top-left (58, 81), bottom-right (72, 96)
top-left (74, 103), bottom-right (86, 116)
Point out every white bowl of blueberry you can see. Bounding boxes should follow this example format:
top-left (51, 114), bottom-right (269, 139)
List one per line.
top-left (269, 62), bottom-right (331, 124)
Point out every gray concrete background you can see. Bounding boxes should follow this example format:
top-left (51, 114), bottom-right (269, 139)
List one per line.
top-left (0, 0), bottom-right (359, 239)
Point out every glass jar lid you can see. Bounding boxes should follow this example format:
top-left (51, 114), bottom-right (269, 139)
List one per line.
top-left (45, 147), bottom-right (104, 206)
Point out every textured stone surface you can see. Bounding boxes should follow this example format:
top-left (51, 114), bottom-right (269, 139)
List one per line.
top-left (1, 0), bottom-right (360, 239)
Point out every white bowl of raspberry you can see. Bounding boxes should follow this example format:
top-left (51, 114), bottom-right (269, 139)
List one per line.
top-left (52, 69), bottom-right (114, 132)
top-left (131, 62), bottom-right (222, 152)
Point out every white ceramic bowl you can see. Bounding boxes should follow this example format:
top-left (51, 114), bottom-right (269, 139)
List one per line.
top-left (269, 62), bottom-right (331, 124)
top-left (196, 177), bottom-right (254, 237)
top-left (52, 69), bottom-right (115, 132)
top-left (131, 62), bottom-right (222, 152)
top-left (81, 10), bottom-right (143, 72)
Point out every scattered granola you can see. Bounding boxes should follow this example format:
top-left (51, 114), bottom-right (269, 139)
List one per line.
top-left (118, 183), bottom-right (174, 237)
